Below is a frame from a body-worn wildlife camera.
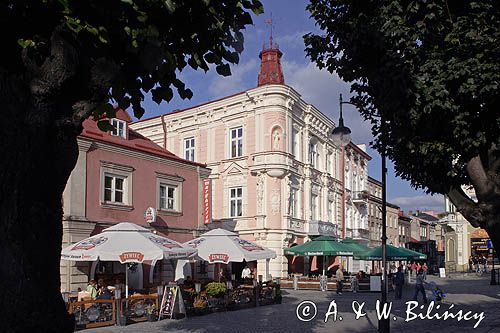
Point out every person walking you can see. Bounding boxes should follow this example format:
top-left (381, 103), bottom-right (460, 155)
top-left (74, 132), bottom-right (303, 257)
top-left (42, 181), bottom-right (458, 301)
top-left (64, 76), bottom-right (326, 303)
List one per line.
top-left (482, 255), bottom-right (488, 273)
top-left (336, 265), bottom-right (344, 295)
top-left (393, 266), bottom-right (405, 300)
top-left (412, 269), bottom-right (428, 304)
top-left (411, 262), bottom-right (417, 276)
top-left (422, 263), bottom-right (428, 280)
top-left (473, 256), bottom-right (479, 272)
top-left (468, 256), bottom-right (473, 272)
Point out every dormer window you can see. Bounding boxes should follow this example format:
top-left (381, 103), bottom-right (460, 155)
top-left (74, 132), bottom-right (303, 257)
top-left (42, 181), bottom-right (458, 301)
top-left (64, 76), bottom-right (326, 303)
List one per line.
top-left (111, 118), bottom-right (127, 138)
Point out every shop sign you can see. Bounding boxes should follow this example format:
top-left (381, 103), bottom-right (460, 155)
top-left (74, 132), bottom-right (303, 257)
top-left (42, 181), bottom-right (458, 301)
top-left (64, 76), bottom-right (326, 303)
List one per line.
top-left (208, 253), bottom-right (229, 264)
top-left (144, 207), bottom-right (157, 224)
top-left (203, 179), bottom-right (212, 224)
top-left (119, 251), bottom-right (145, 263)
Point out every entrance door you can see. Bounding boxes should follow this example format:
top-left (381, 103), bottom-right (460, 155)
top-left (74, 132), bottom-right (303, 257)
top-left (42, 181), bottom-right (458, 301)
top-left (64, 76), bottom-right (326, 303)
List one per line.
top-left (128, 263), bottom-right (143, 291)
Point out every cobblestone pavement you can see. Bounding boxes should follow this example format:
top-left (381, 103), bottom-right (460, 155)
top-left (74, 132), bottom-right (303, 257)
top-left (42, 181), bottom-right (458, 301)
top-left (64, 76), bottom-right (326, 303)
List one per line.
top-left (85, 273), bottom-right (500, 333)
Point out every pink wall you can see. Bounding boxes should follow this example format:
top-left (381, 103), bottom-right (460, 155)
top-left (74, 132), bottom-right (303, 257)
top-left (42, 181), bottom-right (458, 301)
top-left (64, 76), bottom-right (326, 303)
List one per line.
top-left (85, 148), bottom-right (201, 242)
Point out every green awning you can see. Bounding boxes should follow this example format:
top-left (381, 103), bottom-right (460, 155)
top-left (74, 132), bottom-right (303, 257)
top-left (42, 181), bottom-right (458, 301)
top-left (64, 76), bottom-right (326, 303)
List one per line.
top-left (353, 244), bottom-right (427, 261)
top-left (340, 238), bottom-right (371, 255)
top-left (284, 236), bottom-right (355, 256)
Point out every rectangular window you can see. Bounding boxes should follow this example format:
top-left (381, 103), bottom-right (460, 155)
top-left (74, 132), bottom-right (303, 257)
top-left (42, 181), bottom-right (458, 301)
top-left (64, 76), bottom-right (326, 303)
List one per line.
top-left (159, 184), bottom-right (178, 211)
top-left (311, 194), bottom-right (318, 220)
top-left (230, 187), bottom-right (243, 217)
top-left (309, 143), bottom-right (317, 168)
top-left (328, 200), bottom-right (334, 222)
top-left (292, 129), bottom-right (298, 157)
top-left (289, 188), bottom-right (298, 217)
top-left (111, 119), bottom-right (126, 138)
top-left (230, 127), bottom-right (243, 158)
top-left (184, 137), bottom-right (195, 161)
top-left (104, 173), bottom-right (125, 203)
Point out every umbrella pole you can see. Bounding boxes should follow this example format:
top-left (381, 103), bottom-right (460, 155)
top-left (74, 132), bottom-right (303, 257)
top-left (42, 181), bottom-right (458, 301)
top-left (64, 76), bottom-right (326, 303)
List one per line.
top-left (322, 256), bottom-right (326, 277)
top-left (125, 264), bottom-right (129, 298)
top-left (266, 259), bottom-right (270, 282)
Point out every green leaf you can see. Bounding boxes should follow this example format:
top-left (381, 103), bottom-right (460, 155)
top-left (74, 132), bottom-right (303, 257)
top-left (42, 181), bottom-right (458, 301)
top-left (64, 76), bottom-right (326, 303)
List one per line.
top-left (97, 120), bottom-right (114, 132)
top-left (216, 63), bottom-right (231, 76)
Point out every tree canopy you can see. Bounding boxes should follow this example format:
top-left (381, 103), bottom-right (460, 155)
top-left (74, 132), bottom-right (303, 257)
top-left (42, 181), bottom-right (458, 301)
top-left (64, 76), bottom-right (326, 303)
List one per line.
top-left (304, 0), bottom-right (500, 231)
top-left (2, 0), bottom-right (263, 129)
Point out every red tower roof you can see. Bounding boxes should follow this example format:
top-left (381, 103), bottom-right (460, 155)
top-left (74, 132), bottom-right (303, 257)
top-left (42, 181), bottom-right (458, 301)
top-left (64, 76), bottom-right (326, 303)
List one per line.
top-left (257, 37), bottom-right (284, 86)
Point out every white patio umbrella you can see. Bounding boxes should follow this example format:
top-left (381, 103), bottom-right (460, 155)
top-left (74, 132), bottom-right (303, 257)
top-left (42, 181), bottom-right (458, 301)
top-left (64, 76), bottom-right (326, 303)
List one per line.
top-left (61, 222), bottom-right (196, 297)
top-left (184, 228), bottom-right (276, 280)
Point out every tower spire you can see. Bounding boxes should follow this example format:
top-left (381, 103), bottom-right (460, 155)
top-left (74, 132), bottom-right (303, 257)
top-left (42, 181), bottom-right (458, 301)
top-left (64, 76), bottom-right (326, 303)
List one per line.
top-left (258, 14), bottom-right (284, 86)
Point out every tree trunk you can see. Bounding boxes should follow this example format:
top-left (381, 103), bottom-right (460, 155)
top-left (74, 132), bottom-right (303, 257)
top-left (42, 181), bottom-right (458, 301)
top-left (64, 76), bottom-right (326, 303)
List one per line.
top-left (0, 74), bottom-right (79, 331)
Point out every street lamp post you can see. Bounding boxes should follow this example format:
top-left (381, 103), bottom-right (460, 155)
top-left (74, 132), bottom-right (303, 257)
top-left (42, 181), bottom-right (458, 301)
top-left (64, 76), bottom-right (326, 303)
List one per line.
top-left (332, 94), bottom-right (390, 333)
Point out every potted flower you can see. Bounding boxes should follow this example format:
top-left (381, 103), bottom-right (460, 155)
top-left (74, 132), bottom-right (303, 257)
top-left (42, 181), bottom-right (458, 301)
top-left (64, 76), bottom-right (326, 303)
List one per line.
top-left (193, 298), bottom-right (208, 315)
top-left (146, 303), bottom-right (156, 322)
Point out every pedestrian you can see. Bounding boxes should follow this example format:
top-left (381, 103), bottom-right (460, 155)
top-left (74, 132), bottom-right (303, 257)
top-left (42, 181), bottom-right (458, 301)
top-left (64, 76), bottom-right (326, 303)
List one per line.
top-left (468, 256), bottom-right (473, 272)
top-left (473, 256), bottom-right (479, 272)
top-left (412, 269), bottom-right (428, 304)
top-left (482, 255), bottom-right (488, 273)
top-left (336, 265), bottom-right (344, 295)
top-left (416, 262), bottom-right (422, 272)
top-left (407, 262), bottom-right (412, 277)
top-left (411, 262), bottom-right (417, 276)
top-left (393, 266), bottom-right (405, 300)
top-left (422, 263), bottom-right (428, 280)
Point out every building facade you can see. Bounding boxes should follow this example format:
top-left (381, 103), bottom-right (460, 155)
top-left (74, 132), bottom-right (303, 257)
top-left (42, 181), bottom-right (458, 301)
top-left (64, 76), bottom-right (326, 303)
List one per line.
top-left (60, 110), bottom-right (211, 292)
top-left (131, 40), bottom-right (371, 278)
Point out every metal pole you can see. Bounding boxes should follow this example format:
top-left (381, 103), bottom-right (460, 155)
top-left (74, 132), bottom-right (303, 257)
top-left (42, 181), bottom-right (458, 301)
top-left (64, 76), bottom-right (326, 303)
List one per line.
top-left (379, 118), bottom-right (390, 333)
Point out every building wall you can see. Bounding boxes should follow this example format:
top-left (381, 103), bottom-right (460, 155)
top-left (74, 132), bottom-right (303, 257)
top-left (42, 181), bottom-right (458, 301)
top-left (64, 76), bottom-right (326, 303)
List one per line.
top-left (131, 84), bottom-right (371, 278)
top-left (60, 130), bottom-right (210, 292)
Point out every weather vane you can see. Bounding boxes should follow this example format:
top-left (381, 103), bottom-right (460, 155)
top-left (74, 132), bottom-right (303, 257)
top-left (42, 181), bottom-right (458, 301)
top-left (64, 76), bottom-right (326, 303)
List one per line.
top-left (264, 13), bottom-right (275, 48)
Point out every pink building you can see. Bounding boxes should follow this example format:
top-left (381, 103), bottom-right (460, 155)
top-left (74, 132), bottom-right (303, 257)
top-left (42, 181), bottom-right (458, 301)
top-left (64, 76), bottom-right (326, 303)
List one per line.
top-left (131, 40), bottom-right (372, 278)
top-left (60, 109), bottom-right (210, 292)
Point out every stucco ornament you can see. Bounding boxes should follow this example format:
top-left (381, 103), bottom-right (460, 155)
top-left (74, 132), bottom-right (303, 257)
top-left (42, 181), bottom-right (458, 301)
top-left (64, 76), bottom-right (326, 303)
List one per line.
top-left (256, 172), bottom-right (265, 214)
top-left (271, 189), bottom-right (281, 214)
top-left (273, 130), bottom-right (281, 150)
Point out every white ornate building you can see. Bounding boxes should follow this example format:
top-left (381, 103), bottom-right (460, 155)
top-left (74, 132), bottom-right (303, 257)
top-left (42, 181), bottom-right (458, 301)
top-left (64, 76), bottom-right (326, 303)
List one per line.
top-left (131, 39), bottom-right (371, 277)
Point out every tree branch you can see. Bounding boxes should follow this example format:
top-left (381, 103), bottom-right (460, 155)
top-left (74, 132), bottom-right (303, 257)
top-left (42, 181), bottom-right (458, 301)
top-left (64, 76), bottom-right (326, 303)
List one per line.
top-left (447, 185), bottom-right (480, 227)
top-left (30, 25), bottom-right (78, 100)
top-left (466, 154), bottom-right (493, 200)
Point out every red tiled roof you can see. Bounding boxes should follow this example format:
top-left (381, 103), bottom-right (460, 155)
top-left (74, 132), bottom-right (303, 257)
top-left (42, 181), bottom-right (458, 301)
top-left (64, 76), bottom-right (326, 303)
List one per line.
top-left (80, 112), bottom-right (206, 168)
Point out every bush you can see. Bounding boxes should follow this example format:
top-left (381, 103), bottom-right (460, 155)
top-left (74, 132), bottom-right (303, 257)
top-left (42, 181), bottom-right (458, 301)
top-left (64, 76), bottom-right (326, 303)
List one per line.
top-left (205, 282), bottom-right (227, 297)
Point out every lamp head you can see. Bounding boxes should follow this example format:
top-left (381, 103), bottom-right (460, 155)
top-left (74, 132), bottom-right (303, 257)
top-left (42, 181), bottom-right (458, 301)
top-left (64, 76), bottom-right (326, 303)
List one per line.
top-left (331, 118), bottom-right (352, 148)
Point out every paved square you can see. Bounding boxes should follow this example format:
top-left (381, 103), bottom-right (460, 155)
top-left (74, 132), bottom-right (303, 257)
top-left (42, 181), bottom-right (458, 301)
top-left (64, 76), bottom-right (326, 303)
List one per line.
top-left (85, 274), bottom-right (500, 333)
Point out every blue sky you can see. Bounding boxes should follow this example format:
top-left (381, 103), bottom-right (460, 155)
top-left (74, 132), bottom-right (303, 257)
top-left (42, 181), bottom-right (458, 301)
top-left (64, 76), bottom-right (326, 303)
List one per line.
top-left (138, 0), bottom-right (444, 213)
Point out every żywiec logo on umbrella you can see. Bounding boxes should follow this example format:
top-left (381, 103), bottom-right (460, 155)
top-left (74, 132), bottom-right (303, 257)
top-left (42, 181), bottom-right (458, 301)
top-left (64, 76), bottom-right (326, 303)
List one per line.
top-left (234, 238), bottom-right (264, 251)
top-left (71, 236), bottom-right (108, 251)
top-left (119, 252), bottom-right (145, 263)
top-left (148, 235), bottom-right (182, 249)
top-left (186, 238), bottom-right (206, 248)
top-left (208, 253), bottom-right (229, 264)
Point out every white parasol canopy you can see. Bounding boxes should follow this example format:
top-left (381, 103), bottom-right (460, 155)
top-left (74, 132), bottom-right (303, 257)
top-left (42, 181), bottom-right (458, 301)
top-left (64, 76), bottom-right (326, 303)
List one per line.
top-left (61, 222), bottom-right (196, 297)
top-left (61, 222), bottom-right (196, 262)
top-left (184, 228), bottom-right (276, 264)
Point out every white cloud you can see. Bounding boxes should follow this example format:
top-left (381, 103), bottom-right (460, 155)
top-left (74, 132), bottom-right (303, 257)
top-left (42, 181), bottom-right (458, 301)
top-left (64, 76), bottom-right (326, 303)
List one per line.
top-left (390, 194), bottom-right (444, 212)
top-left (277, 31), bottom-right (308, 49)
top-left (208, 59), bottom-right (259, 98)
top-left (282, 61), bottom-right (374, 145)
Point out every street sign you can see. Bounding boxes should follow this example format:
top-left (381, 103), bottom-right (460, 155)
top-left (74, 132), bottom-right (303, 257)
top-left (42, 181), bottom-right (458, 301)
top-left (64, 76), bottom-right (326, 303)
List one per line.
top-left (487, 240), bottom-right (493, 249)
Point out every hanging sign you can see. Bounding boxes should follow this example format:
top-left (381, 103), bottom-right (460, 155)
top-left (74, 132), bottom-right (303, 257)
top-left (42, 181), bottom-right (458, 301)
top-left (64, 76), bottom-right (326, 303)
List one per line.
top-left (144, 207), bottom-right (157, 224)
top-left (203, 179), bottom-right (212, 224)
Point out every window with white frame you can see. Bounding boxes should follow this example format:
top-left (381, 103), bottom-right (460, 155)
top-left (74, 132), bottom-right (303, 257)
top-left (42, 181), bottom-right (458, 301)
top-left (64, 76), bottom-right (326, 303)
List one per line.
top-left (230, 127), bottom-right (243, 158)
top-left (230, 187), bottom-right (243, 217)
top-left (311, 194), bottom-right (318, 220)
top-left (289, 188), bottom-right (298, 217)
top-left (184, 137), bottom-right (195, 161)
top-left (111, 119), bottom-right (126, 138)
top-left (328, 200), bottom-right (334, 222)
top-left (159, 184), bottom-right (178, 211)
top-left (292, 129), bottom-right (299, 157)
top-left (103, 173), bottom-right (126, 203)
top-left (309, 141), bottom-right (317, 168)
